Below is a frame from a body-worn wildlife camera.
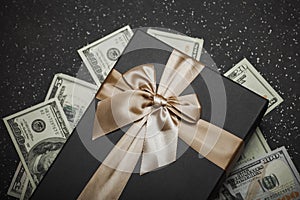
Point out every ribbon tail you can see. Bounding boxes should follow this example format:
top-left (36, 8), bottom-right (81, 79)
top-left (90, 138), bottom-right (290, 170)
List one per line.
top-left (79, 119), bottom-right (147, 200)
top-left (140, 108), bottom-right (178, 174)
top-left (178, 119), bottom-right (244, 171)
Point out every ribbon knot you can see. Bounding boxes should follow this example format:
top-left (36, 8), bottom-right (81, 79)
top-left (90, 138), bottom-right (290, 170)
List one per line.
top-left (153, 94), bottom-right (167, 107)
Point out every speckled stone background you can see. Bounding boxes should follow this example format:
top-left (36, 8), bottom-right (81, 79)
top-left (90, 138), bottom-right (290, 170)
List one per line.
top-left (0, 0), bottom-right (299, 199)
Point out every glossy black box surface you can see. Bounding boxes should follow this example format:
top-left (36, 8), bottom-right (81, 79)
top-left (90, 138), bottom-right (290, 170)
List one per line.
top-left (31, 30), bottom-right (268, 200)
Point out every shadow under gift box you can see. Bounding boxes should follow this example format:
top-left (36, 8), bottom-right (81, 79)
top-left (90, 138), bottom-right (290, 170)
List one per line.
top-left (31, 30), bottom-right (268, 200)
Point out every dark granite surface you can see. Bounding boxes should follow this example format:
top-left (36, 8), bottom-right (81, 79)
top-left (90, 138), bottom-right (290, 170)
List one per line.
top-left (0, 0), bottom-right (299, 199)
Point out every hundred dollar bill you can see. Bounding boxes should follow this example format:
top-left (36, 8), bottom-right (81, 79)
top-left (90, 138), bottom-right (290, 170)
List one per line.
top-left (78, 25), bottom-right (134, 86)
top-left (224, 58), bottom-right (283, 114)
top-left (147, 28), bottom-right (204, 61)
top-left (45, 73), bottom-right (98, 129)
top-left (237, 128), bottom-right (271, 166)
top-left (20, 177), bottom-right (33, 200)
top-left (218, 147), bottom-right (300, 200)
top-left (7, 162), bottom-right (27, 198)
top-left (3, 98), bottom-right (72, 188)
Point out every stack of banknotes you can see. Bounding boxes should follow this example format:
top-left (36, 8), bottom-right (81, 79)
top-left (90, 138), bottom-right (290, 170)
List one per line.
top-left (4, 25), bottom-right (299, 200)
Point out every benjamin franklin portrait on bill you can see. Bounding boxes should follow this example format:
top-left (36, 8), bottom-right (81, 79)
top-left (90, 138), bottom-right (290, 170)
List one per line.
top-left (27, 138), bottom-right (66, 183)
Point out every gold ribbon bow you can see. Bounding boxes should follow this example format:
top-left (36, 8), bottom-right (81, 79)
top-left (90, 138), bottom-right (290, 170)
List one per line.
top-left (78, 50), bottom-right (243, 200)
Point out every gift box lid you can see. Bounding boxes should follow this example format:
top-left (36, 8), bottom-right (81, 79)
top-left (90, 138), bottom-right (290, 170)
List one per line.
top-left (31, 30), bottom-right (268, 200)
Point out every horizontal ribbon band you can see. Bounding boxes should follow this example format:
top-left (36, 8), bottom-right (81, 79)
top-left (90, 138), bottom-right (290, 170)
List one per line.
top-left (78, 49), bottom-right (243, 200)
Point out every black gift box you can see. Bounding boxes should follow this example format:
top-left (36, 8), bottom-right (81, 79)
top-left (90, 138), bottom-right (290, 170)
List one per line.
top-left (31, 30), bottom-right (268, 200)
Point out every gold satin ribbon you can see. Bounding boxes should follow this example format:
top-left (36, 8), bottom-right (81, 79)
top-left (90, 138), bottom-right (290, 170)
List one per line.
top-left (78, 50), bottom-right (243, 200)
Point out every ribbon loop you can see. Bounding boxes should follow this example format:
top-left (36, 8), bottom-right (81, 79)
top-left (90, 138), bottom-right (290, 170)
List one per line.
top-left (122, 64), bottom-right (156, 92)
top-left (93, 90), bottom-right (153, 139)
top-left (167, 94), bottom-right (201, 123)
